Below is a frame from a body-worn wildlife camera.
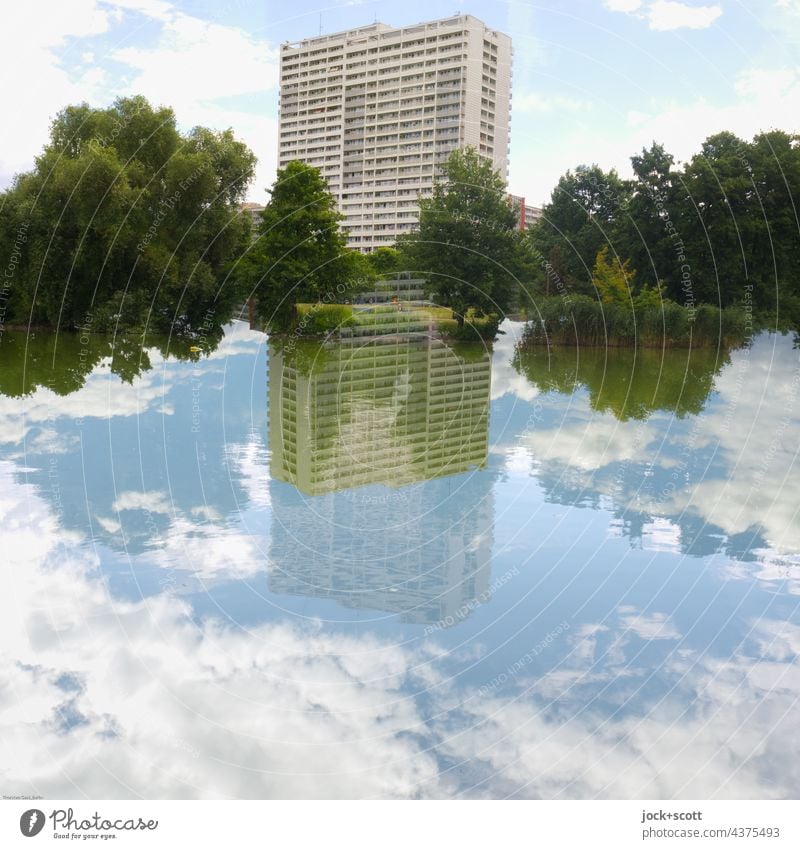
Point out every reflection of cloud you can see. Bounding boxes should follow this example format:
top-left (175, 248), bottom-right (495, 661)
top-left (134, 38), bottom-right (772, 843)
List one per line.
top-left (0, 322), bottom-right (264, 449)
top-left (113, 490), bottom-right (172, 514)
top-left (1, 470), bottom-right (441, 798)
top-left (507, 335), bottom-right (800, 567)
top-left (520, 413), bottom-right (656, 471)
top-left (0, 360), bottom-right (172, 446)
top-left (228, 436), bottom-right (271, 510)
top-left (641, 517), bottom-right (682, 554)
top-left (491, 322), bottom-right (539, 402)
top-left (436, 646), bottom-right (800, 799)
top-left (3, 462), bottom-right (800, 799)
top-left (148, 517), bottom-right (267, 582)
top-left (679, 342), bottom-right (800, 553)
top-left (618, 606), bottom-right (680, 640)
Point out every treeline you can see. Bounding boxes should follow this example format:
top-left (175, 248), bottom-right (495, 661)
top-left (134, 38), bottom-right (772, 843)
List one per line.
top-left (528, 132), bottom-right (800, 328)
top-left (0, 96), bottom-right (256, 334)
top-left (512, 343), bottom-right (730, 421)
top-left (0, 327), bottom-right (216, 397)
top-left (237, 149), bottom-right (522, 335)
top-left (520, 295), bottom-right (750, 348)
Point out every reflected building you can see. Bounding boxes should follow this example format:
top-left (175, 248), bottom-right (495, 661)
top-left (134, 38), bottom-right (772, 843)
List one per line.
top-left (270, 336), bottom-right (491, 493)
top-left (267, 336), bottom-right (495, 625)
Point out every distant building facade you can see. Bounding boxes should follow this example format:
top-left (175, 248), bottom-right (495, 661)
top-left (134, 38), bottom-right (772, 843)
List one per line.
top-left (508, 193), bottom-right (542, 230)
top-left (239, 201), bottom-right (265, 224)
top-left (278, 15), bottom-right (512, 252)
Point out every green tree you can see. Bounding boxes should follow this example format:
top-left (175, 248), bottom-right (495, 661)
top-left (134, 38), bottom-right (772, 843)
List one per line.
top-left (0, 96), bottom-right (256, 333)
top-left (676, 131), bottom-right (755, 307)
top-left (239, 161), bottom-right (362, 329)
top-left (400, 146), bottom-right (527, 321)
top-left (592, 246), bottom-right (635, 306)
top-left (615, 143), bottom-right (684, 298)
top-left (530, 165), bottom-right (630, 294)
top-left (366, 247), bottom-right (403, 278)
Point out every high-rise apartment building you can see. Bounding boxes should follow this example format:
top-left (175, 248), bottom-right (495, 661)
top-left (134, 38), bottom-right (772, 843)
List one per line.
top-left (278, 14), bottom-right (512, 251)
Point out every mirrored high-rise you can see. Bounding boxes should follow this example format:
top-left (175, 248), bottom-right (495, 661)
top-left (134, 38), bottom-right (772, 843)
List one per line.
top-left (267, 335), bottom-right (495, 625)
top-left (269, 335), bottom-right (491, 493)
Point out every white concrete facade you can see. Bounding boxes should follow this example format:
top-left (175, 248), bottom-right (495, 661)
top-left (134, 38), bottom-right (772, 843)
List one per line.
top-left (278, 15), bottom-right (512, 252)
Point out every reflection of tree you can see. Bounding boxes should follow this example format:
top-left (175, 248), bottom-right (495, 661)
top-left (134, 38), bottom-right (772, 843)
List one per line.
top-left (0, 324), bottom-right (254, 561)
top-left (0, 328), bottom-right (224, 398)
top-left (513, 344), bottom-right (728, 420)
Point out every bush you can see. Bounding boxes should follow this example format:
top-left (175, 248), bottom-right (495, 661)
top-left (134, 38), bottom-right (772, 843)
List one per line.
top-left (295, 303), bottom-right (355, 335)
top-left (521, 295), bottom-right (750, 348)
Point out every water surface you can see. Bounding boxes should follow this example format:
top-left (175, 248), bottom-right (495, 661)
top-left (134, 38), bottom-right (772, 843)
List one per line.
top-left (1, 322), bottom-right (799, 799)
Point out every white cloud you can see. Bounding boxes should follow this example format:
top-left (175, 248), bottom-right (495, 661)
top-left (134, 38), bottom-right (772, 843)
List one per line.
top-left (676, 340), bottom-right (800, 554)
top-left (109, 10), bottom-right (279, 202)
top-left (0, 2), bottom-right (112, 183)
top-left (111, 13), bottom-right (277, 102)
top-left (3, 459), bottom-right (800, 799)
top-left (603, 0), bottom-right (722, 31)
top-left (112, 489), bottom-right (172, 513)
top-left (519, 413), bottom-right (657, 471)
top-left (647, 1), bottom-right (723, 30)
top-left (618, 605), bottom-right (681, 639)
top-left (490, 321), bottom-right (540, 402)
top-left (0, 2), bottom-right (279, 201)
top-left (604, 0), bottom-right (644, 12)
top-left (513, 63), bottom-right (800, 205)
top-left (514, 91), bottom-right (590, 114)
top-left (108, 0), bottom-right (173, 21)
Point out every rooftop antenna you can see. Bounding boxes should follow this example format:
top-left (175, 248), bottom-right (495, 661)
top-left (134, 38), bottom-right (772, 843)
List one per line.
top-left (319, 13), bottom-right (322, 35)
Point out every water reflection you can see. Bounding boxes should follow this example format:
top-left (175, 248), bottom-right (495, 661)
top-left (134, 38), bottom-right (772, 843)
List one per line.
top-left (267, 336), bottom-right (494, 624)
top-left (1, 321), bottom-right (800, 798)
top-left (512, 343), bottom-right (728, 420)
top-left (269, 337), bottom-right (491, 493)
top-left (505, 332), bottom-right (800, 565)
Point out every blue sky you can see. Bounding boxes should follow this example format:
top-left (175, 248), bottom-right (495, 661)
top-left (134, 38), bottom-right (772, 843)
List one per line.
top-left (1, 1), bottom-right (799, 204)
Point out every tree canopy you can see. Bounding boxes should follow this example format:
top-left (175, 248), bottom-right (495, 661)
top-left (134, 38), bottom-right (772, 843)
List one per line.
top-left (529, 131), bottom-right (800, 327)
top-left (399, 147), bottom-right (530, 321)
top-left (236, 160), bottom-right (364, 329)
top-left (0, 95), bottom-right (256, 334)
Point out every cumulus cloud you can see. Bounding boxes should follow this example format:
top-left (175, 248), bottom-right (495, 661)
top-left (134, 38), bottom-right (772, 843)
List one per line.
top-left (2, 455), bottom-right (800, 799)
top-left (0, 2), bottom-right (112, 182)
top-left (646, 0), bottom-right (723, 30)
top-left (604, 0), bottom-right (722, 31)
top-left (0, 1), bottom-right (279, 201)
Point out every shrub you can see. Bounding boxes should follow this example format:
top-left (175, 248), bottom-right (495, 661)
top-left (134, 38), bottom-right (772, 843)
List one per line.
top-left (520, 295), bottom-right (751, 348)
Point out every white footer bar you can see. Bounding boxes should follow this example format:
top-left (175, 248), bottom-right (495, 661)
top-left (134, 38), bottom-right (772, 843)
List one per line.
top-left (1, 800), bottom-right (797, 847)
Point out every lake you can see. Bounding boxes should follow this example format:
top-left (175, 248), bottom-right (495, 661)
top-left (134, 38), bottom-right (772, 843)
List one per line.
top-left (1, 320), bottom-right (799, 799)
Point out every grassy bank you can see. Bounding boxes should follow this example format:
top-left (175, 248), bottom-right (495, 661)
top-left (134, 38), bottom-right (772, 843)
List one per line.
top-left (291, 303), bottom-right (499, 340)
top-left (519, 295), bottom-right (751, 348)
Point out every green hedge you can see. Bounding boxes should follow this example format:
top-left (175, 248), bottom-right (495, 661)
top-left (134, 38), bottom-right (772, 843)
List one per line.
top-left (520, 295), bottom-right (751, 348)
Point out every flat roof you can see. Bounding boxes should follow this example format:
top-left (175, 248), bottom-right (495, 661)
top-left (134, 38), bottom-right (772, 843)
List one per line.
top-left (282, 14), bottom-right (504, 51)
